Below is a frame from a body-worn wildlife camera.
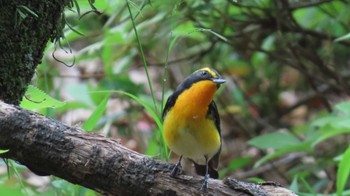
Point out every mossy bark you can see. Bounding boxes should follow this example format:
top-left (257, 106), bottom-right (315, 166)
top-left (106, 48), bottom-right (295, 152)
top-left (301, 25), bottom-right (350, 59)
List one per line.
top-left (0, 0), bottom-right (68, 105)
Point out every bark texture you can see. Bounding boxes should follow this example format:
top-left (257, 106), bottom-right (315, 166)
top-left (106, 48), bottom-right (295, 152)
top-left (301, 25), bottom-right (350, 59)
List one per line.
top-left (0, 0), bottom-right (67, 104)
top-left (0, 101), bottom-right (296, 196)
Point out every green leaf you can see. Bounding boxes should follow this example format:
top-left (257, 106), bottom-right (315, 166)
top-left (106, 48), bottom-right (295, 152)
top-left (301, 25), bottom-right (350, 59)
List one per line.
top-left (337, 145), bottom-right (350, 196)
top-left (127, 1), bottom-right (159, 116)
top-left (16, 9), bottom-right (26, 19)
top-left (299, 176), bottom-right (316, 195)
top-left (331, 117), bottom-right (350, 129)
top-left (194, 28), bottom-right (228, 42)
top-left (20, 85), bottom-right (65, 110)
top-left (246, 177), bottom-right (265, 183)
top-left (313, 124), bottom-right (350, 147)
top-left (219, 157), bottom-right (252, 177)
top-left (52, 179), bottom-right (79, 195)
top-left (290, 175), bottom-right (299, 193)
top-left (146, 133), bottom-right (160, 156)
top-left (72, 0), bottom-right (80, 17)
top-left (17, 5), bottom-right (38, 17)
top-left (82, 94), bottom-right (110, 131)
top-left (65, 20), bottom-right (85, 36)
top-left (7, 160), bottom-right (27, 194)
top-left (254, 142), bottom-right (311, 167)
top-left (0, 149), bottom-right (9, 154)
top-left (311, 116), bottom-right (338, 128)
top-left (168, 34), bottom-right (180, 55)
top-left (248, 132), bottom-right (301, 150)
top-left (0, 185), bottom-right (24, 196)
top-left (334, 32), bottom-right (350, 42)
top-left (56, 101), bottom-right (90, 113)
top-left (334, 102), bottom-right (350, 115)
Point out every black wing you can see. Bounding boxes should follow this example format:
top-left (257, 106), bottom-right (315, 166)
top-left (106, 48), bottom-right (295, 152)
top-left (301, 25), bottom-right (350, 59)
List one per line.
top-left (208, 101), bottom-right (221, 135)
top-left (162, 93), bottom-right (177, 121)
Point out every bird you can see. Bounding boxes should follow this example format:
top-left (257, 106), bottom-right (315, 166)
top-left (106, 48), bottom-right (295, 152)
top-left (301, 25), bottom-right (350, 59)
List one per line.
top-left (162, 67), bottom-right (225, 190)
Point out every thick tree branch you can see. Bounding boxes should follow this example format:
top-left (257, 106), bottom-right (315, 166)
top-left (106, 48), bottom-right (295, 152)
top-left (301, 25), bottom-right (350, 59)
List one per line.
top-left (0, 101), bottom-right (296, 195)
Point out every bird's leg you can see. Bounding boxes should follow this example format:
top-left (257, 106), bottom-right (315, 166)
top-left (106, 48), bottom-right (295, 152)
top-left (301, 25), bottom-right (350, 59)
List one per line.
top-left (200, 156), bottom-right (209, 191)
top-left (171, 155), bottom-right (183, 177)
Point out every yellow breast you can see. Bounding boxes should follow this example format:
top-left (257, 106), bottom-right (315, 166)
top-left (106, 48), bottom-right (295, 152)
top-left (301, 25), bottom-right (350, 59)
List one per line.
top-left (163, 80), bottom-right (221, 162)
top-left (164, 114), bottom-right (220, 163)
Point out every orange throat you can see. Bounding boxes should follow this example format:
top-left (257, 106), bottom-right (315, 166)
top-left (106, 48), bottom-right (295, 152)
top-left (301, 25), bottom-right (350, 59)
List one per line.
top-left (172, 80), bottom-right (218, 119)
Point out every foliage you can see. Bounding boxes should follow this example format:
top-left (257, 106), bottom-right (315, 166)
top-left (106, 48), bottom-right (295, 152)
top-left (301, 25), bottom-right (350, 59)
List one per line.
top-left (337, 145), bottom-right (350, 196)
top-left (20, 85), bottom-right (66, 110)
top-left (2, 0), bottom-right (350, 195)
top-left (250, 102), bottom-right (350, 194)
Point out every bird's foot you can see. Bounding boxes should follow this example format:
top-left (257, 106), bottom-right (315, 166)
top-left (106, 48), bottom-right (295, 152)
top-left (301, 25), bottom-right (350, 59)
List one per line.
top-left (170, 162), bottom-right (182, 177)
top-left (199, 174), bottom-right (209, 191)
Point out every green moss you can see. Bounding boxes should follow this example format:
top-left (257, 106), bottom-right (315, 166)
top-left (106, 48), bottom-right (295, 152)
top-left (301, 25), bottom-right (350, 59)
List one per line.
top-left (0, 0), bottom-right (71, 104)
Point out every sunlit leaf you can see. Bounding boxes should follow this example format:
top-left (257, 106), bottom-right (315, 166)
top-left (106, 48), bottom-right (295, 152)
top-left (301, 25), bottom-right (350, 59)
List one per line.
top-left (0, 185), bottom-right (24, 196)
top-left (334, 102), bottom-right (350, 115)
top-left (56, 101), bottom-right (90, 113)
top-left (20, 85), bottom-right (65, 110)
top-left (146, 133), bottom-right (160, 156)
top-left (334, 32), bottom-right (350, 42)
top-left (0, 149), bottom-right (9, 154)
top-left (246, 177), bottom-right (265, 183)
top-left (337, 145), bottom-right (350, 196)
top-left (248, 132), bottom-right (301, 150)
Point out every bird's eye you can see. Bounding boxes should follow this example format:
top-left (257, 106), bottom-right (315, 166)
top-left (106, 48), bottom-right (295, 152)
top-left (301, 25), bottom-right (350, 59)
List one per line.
top-left (201, 71), bottom-right (208, 76)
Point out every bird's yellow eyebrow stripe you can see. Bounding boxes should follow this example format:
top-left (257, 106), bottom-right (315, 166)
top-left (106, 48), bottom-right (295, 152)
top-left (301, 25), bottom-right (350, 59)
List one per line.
top-left (197, 67), bottom-right (218, 78)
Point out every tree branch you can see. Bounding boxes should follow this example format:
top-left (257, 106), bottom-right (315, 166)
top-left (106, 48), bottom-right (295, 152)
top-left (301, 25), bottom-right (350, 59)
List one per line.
top-left (0, 101), bottom-right (296, 195)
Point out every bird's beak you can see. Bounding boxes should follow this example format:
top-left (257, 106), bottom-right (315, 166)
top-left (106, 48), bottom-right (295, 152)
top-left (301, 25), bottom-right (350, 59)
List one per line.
top-left (212, 78), bottom-right (226, 84)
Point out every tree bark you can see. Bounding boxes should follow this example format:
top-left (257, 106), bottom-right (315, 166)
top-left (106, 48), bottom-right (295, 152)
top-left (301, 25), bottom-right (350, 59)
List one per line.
top-left (0, 101), bottom-right (296, 196)
top-left (0, 0), bottom-right (67, 104)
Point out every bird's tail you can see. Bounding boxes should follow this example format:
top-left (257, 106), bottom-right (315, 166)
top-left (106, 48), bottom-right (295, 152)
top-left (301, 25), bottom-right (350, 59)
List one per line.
top-left (193, 161), bottom-right (219, 179)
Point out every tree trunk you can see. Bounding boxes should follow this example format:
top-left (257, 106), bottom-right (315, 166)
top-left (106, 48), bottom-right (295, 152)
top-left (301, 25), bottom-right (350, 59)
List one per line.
top-left (0, 0), bottom-right (67, 104)
top-left (0, 101), bottom-right (296, 196)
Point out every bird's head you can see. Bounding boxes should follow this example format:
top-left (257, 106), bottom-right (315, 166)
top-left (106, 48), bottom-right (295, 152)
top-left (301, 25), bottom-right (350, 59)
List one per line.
top-left (177, 67), bottom-right (226, 91)
top-left (162, 67), bottom-right (226, 119)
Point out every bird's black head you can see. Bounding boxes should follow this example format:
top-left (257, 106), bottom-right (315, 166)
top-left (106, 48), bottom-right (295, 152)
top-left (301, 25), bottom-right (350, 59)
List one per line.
top-left (176, 67), bottom-right (226, 91)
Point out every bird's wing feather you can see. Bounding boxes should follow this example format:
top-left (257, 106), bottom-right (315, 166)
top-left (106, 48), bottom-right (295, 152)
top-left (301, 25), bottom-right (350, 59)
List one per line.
top-left (162, 93), bottom-right (176, 121)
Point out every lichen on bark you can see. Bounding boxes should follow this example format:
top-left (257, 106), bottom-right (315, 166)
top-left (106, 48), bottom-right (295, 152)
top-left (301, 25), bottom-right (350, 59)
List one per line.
top-left (0, 0), bottom-right (70, 104)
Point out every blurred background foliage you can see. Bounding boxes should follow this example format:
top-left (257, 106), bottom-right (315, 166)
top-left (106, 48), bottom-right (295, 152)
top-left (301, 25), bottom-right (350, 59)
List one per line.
top-left (2, 0), bottom-right (350, 195)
